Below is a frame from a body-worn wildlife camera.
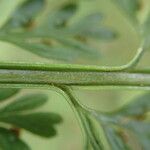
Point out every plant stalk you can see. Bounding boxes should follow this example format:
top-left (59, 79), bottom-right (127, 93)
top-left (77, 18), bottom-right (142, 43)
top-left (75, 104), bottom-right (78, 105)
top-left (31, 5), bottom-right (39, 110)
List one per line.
top-left (0, 63), bottom-right (150, 88)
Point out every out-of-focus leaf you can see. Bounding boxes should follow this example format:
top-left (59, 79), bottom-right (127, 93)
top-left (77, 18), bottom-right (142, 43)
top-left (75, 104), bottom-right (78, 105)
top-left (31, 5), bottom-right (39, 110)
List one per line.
top-left (3, 0), bottom-right (45, 29)
top-left (39, 5), bottom-right (116, 40)
top-left (0, 31), bottom-right (99, 61)
top-left (124, 121), bottom-right (150, 150)
top-left (91, 112), bottom-right (129, 150)
top-left (104, 126), bottom-right (130, 150)
top-left (0, 1), bottom-right (117, 62)
top-left (0, 113), bottom-right (62, 137)
top-left (114, 93), bottom-right (150, 116)
top-left (0, 89), bottom-right (19, 102)
top-left (0, 94), bottom-right (48, 113)
top-left (67, 13), bottom-right (117, 40)
top-left (112, 0), bottom-right (140, 22)
top-left (44, 11), bottom-right (102, 32)
top-left (40, 3), bottom-right (77, 29)
top-left (142, 13), bottom-right (150, 49)
top-left (91, 92), bottom-right (150, 150)
top-left (72, 13), bottom-right (103, 29)
top-left (77, 27), bottom-right (116, 40)
top-left (0, 127), bottom-right (30, 150)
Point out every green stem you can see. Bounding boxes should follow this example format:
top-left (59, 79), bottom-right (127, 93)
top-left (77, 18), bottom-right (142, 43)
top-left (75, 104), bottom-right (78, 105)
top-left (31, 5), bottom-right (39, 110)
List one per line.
top-left (56, 86), bottom-right (88, 149)
top-left (57, 86), bottom-right (104, 150)
top-left (0, 63), bottom-right (150, 88)
top-left (120, 45), bottom-right (145, 70)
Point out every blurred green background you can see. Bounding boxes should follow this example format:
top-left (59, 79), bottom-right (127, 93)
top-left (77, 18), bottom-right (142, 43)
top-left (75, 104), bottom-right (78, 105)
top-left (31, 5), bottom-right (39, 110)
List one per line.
top-left (0, 0), bottom-right (150, 149)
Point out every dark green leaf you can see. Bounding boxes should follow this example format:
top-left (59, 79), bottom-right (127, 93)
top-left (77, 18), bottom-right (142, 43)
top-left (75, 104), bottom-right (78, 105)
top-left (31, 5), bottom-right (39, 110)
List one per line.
top-left (0, 127), bottom-right (30, 150)
top-left (3, 0), bottom-right (45, 29)
top-left (0, 89), bottom-right (19, 102)
top-left (0, 113), bottom-right (62, 137)
top-left (0, 94), bottom-right (48, 113)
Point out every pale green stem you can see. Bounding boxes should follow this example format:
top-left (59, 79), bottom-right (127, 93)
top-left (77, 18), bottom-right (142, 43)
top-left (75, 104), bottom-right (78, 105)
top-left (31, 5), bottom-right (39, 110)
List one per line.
top-left (120, 44), bottom-right (145, 70)
top-left (57, 86), bottom-right (104, 150)
top-left (0, 66), bottom-right (150, 87)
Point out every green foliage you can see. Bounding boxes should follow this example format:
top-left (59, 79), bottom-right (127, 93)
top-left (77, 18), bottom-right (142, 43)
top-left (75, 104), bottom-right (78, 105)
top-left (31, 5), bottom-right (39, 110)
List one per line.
top-left (0, 90), bottom-right (62, 149)
top-left (0, 0), bottom-right (150, 150)
top-left (0, 89), bottom-right (19, 102)
top-left (0, 0), bottom-right (116, 62)
top-left (65, 91), bottom-right (150, 150)
top-left (103, 126), bottom-right (129, 150)
top-left (3, 0), bottom-right (44, 29)
top-left (112, 0), bottom-right (140, 21)
top-left (91, 93), bottom-right (150, 150)
top-left (142, 12), bottom-right (150, 49)
top-left (0, 113), bottom-right (61, 137)
top-left (111, 0), bottom-right (150, 50)
top-left (67, 13), bottom-right (116, 40)
top-left (113, 93), bottom-right (150, 116)
top-left (0, 94), bottom-right (48, 112)
top-left (0, 127), bottom-right (30, 150)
